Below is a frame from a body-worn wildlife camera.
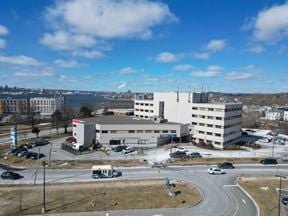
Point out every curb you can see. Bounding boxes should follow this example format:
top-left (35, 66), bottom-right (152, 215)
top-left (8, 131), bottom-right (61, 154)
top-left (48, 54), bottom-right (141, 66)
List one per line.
top-left (236, 178), bottom-right (260, 216)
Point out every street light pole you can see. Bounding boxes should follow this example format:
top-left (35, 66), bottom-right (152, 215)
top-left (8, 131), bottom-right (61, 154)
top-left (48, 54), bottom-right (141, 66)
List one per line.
top-left (42, 161), bottom-right (46, 214)
top-left (276, 175), bottom-right (287, 216)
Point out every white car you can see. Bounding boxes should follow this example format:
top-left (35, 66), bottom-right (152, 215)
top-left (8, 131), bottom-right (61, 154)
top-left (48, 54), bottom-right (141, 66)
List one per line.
top-left (173, 146), bottom-right (188, 153)
top-left (122, 147), bottom-right (134, 154)
top-left (208, 168), bottom-right (226, 175)
top-left (72, 143), bottom-right (84, 151)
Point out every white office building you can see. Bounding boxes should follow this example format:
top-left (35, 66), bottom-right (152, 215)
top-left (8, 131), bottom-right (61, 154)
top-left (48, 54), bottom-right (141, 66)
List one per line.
top-left (72, 116), bottom-right (190, 147)
top-left (30, 96), bottom-right (65, 116)
top-left (283, 111), bottom-right (288, 121)
top-left (265, 109), bottom-right (281, 121)
top-left (134, 92), bottom-right (242, 149)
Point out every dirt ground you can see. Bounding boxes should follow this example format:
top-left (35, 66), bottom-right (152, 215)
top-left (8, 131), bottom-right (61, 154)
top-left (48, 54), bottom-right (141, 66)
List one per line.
top-left (0, 179), bottom-right (201, 215)
top-left (238, 177), bottom-right (288, 216)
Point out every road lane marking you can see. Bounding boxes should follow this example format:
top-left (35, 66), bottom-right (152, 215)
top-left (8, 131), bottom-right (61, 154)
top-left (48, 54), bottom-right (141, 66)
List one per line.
top-left (223, 187), bottom-right (239, 216)
top-left (242, 198), bottom-right (246, 204)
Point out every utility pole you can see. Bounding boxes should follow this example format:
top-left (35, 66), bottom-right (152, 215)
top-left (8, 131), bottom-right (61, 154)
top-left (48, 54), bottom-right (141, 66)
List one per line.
top-left (276, 175), bottom-right (287, 216)
top-left (42, 161), bottom-right (47, 214)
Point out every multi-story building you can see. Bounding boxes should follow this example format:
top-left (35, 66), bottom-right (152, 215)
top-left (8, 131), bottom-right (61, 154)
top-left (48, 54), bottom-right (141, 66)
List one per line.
top-left (265, 109), bottom-right (281, 121)
top-left (134, 92), bottom-right (242, 149)
top-left (283, 111), bottom-right (288, 121)
top-left (30, 96), bottom-right (65, 116)
top-left (0, 98), bottom-right (30, 114)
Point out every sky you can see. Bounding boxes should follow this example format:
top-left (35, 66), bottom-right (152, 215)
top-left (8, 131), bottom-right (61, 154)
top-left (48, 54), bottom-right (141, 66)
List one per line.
top-left (0, 0), bottom-right (288, 93)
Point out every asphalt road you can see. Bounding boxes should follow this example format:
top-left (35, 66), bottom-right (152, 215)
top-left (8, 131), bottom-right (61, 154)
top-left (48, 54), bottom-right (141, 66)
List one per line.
top-left (1, 164), bottom-right (288, 216)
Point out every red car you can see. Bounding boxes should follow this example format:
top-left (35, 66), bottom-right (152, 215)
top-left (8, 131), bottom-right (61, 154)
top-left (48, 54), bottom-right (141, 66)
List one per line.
top-left (66, 137), bottom-right (77, 143)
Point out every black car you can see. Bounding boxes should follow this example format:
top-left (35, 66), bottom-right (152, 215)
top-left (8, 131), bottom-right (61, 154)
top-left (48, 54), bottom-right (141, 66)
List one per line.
top-left (218, 162), bottom-right (235, 169)
top-left (170, 152), bottom-right (187, 158)
top-left (282, 197), bottom-right (288, 205)
top-left (30, 152), bottom-right (45, 160)
top-left (112, 145), bottom-right (127, 152)
top-left (22, 151), bottom-right (34, 159)
top-left (260, 158), bottom-right (278, 165)
top-left (187, 152), bottom-right (202, 158)
top-left (24, 142), bottom-right (34, 149)
top-left (1, 171), bottom-right (23, 180)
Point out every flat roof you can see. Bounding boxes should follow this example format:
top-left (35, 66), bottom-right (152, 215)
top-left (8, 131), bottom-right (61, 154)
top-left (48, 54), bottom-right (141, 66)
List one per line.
top-left (78, 116), bottom-right (180, 125)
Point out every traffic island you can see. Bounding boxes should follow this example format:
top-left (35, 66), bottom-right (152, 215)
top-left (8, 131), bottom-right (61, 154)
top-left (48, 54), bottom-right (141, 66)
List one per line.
top-left (238, 177), bottom-right (288, 216)
top-left (0, 179), bottom-right (201, 215)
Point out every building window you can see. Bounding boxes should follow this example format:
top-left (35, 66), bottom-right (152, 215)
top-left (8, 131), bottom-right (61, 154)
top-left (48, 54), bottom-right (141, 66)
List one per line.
top-left (146, 130), bottom-right (152, 133)
top-left (192, 122), bottom-right (197, 125)
top-left (73, 124), bottom-right (77, 127)
top-left (102, 130), bottom-right (108, 133)
top-left (215, 142), bottom-right (221, 145)
top-left (162, 130), bottom-right (168, 133)
top-left (215, 125), bottom-right (222, 128)
top-left (111, 130), bottom-right (117, 133)
top-left (171, 130), bottom-right (176, 133)
top-left (192, 114), bottom-right (197, 117)
top-left (96, 130), bottom-right (100, 133)
top-left (138, 139), bottom-right (149, 144)
top-left (207, 116), bottom-right (213, 119)
top-left (207, 132), bottom-right (212, 135)
top-left (128, 130), bottom-right (135, 133)
top-left (216, 117), bottom-right (222, 120)
top-left (199, 131), bottom-right (204, 134)
top-left (208, 108), bottom-right (214, 111)
top-left (192, 107), bottom-right (198, 110)
top-left (207, 124), bottom-right (213, 127)
top-left (137, 130), bottom-right (143, 133)
top-left (215, 133), bottom-right (221, 137)
top-left (154, 130), bottom-right (160, 133)
top-left (199, 123), bottom-right (205, 126)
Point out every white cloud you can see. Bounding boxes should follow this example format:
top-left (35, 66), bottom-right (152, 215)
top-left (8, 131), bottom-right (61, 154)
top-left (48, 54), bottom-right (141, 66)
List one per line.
top-left (173, 64), bottom-right (193, 71)
top-left (45, 0), bottom-right (177, 39)
top-left (59, 75), bottom-right (91, 83)
top-left (252, 3), bottom-right (288, 43)
top-left (192, 70), bottom-right (222, 78)
top-left (118, 67), bottom-right (143, 75)
top-left (225, 71), bottom-right (254, 80)
top-left (207, 65), bottom-right (223, 71)
top-left (0, 55), bottom-right (41, 66)
top-left (192, 52), bottom-right (210, 59)
top-left (155, 52), bottom-right (182, 63)
top-left (71, 50), bottom-right (105, 59)
top-left (191, 65), bottom-right (223, 78)
top-left (205, 39), bottom-right (226, 52)
top-left (54, 59), bottom-right (82, 68)
top-left (245, 45), bottom-right (265, 53)
top-left (0, 38), bottom-right (6, 49)
top-left (243, 65), bottom-right (256, 70)
top-left (14, 70), bottom-right (54, 78)
top-left (40, 31), bottom-right (96, 51)
top-left (0, 24), bottom-right (9, 35)
top-left (118, 82), bottom-right (126, 89)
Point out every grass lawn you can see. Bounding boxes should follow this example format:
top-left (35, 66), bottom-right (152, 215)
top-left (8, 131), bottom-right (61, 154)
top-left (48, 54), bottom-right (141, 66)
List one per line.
top-left (0, 179), bottom-right (201, 215)
top-left (238, 177), bottom-right (288, 216)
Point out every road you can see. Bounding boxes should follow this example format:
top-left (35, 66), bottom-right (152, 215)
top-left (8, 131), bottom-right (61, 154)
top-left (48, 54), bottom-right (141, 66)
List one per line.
top-left (1, 164), bottom-right (288, 216)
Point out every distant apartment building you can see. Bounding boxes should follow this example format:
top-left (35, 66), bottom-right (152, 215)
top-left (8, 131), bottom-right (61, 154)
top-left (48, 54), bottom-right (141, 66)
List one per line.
top-left (284, 111), bottom-right (288, 121)
top-left (265, 109), bottom-right (281, 121)
top-left (0, 98), bottom-right (29, 114)
top-left (134, 92), bottom-right (242, 149)
top-left (30, 96), bottom-right (65, 116)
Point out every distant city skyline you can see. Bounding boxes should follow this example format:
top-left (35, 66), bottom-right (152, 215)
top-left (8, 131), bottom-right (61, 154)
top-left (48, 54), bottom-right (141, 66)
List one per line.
top-left (0, 0), bottom-right (288, 93)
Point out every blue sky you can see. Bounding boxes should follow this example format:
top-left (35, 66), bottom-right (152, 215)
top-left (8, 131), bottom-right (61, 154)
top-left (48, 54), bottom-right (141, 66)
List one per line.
top-left (0, 0), bottom-right (288, 93)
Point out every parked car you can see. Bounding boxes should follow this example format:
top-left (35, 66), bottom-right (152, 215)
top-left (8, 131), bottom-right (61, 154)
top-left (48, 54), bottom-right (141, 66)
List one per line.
top-left (30, 152), bottom-right (45, 160)
top-left (112, 170), bottom-right (122, 177)
top-left (35, 139), bottom-right (49, 146)
top-left (172, 146), bottom-right (188, 153)
top-left (217, 162), bottom-right (235, 169)
top-left (282, 197), bottom-right (288, 205)
top-left (72, 143), bottom-right (84, 151)
top-left (170, 151), bottom-right (187, 158)
top-left (187, 152), bottom-right (202, 158)
top-left (122, 147), bottom-right (135, 154)
top-left (208, 168), bottom-right (226, 175)
top-left (23, 142), bottom-right (34, 149)
top-left (260, 158), bottom-right (278, 165)
top-left (23, 151), bottom-right (34, 159)
top-left (17, 149), bottom-right (28, 157)
top-left (66, 137), bottom-right (77, 143)
top-left (1, 171), bottom-right (23, 180)
top-left (112, 145), bottom-right (127, 152)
